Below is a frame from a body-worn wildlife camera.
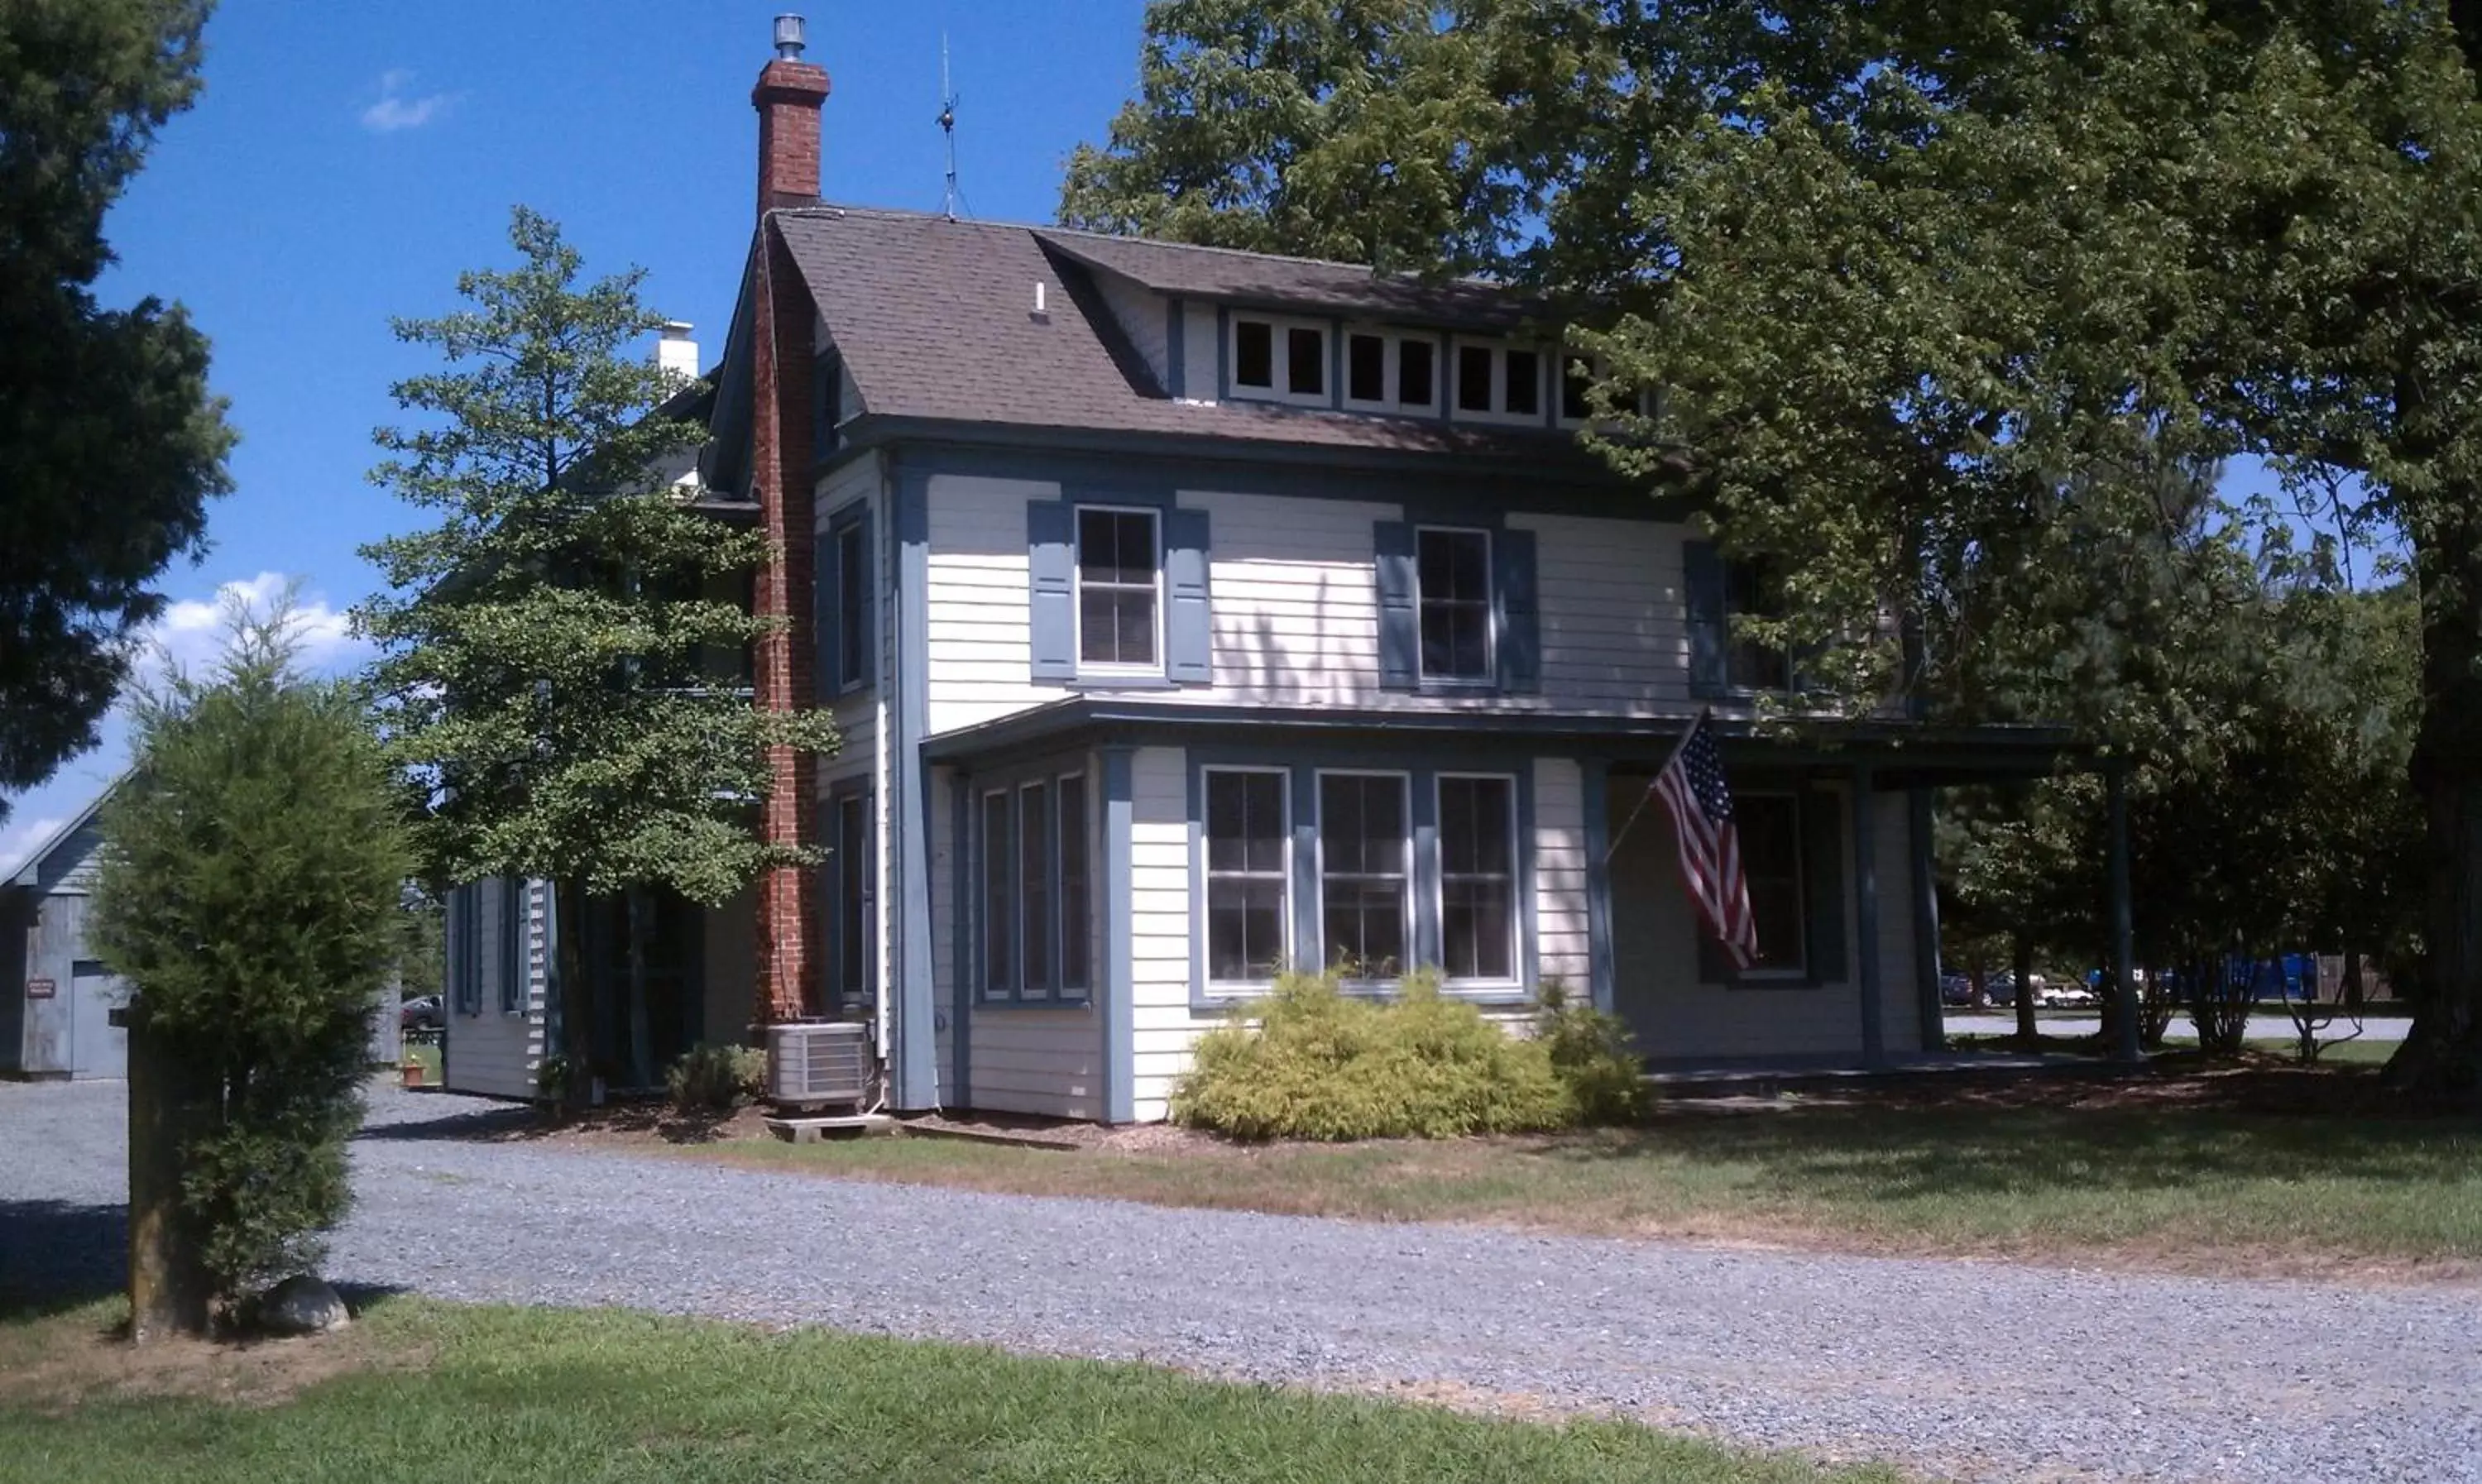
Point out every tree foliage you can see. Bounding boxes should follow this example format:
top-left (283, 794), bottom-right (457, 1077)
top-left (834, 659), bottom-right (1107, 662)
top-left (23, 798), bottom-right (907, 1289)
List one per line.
top-left (90, 596), bottom-right (409, 1309)
top-left (0, 0), bottom-right (236, 820)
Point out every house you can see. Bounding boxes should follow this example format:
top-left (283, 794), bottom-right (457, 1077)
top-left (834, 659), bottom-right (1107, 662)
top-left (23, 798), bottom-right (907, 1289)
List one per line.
top-left (441, 17), bottom-right (2082, 1116)
top-left (1, 791), bottom-right (129, 1080)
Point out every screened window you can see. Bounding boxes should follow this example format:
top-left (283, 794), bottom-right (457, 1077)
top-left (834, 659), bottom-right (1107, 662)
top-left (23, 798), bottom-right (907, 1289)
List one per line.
top-left (1059, 774), bottom-right (1090, 993)
top-left (1724, 558), bottom-right (1792, 692)
top-left (1019, 783), bottom-right (1052, 996)
top-left (1398, 338), bottom-right (1436, 408)
top-left (1076, 507), bottom-right (1159, 669)
top-left (1437, 776), bottom-right (1517, 982)
top-left (1205, 769), bottom-right (1289, 984)
top-left (1234, 319), bottom-right (1274, 388)
top-left (981, 791), bottom-right (1013, 994)
top-left (1348, 333), bottom-right (1387, 403)
top-left (1737, 793), bottom-right (1806, 974)
top-left (1456, 344), bottom-right (1494, 412)
top-left (834, 792), bottom-right (869, 1005)
top-left (834, 519), bottom-right (867, 690)
top-left (1416, 528), bottom-right (1493, 681)
top-left (1319, 773), bottom-right (1409, 975)
top-left (1287, 326), bottom-right (1326, 396)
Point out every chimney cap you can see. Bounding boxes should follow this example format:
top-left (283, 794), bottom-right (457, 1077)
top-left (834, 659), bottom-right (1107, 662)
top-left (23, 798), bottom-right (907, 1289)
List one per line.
top-left (773, 14), bottom-right (807, 60)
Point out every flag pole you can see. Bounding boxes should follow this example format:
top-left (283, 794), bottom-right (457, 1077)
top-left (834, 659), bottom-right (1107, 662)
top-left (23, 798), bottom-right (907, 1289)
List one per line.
top-left (1603, 707), bottom-right (1712, 866)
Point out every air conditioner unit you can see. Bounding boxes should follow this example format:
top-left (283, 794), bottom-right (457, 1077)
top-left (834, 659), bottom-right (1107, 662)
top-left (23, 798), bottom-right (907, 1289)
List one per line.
top-left (766, 1021), bottom-right (872, 1107)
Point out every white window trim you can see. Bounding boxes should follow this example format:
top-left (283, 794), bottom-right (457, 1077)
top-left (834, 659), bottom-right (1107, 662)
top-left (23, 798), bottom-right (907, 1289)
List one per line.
top-left (1200, 765), bottom-right (1293, 992)
top-left (1733, 788), bottom-right (1809, 981)
top-left (1227, 314), bottom-right (1335, 407)
top-left (1412, 524), bottom-right (1497, 685)
top-left (1071, 504), bottom-right (1166, 677)
top-left (1314, 768), bottom-right (1415, 984)
top-left (1450, 337), bottom-right (1554, 427)
top-left (1340, 325), bottom-right (1441, 415)
top-left (1018, 780), bottom-right (1054, 1003)
top-left (1432, 773), bottom-right (1523, 990)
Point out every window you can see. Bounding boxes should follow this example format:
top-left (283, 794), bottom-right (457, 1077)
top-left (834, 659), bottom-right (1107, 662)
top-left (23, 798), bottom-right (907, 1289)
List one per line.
top-left (1416, 528), bottom-right (1493, 681)
top-left (1437, 776), bottom-right (1517, 982)
top-left (1398, 338), bottom-right (1436, 409)
top-left (1342, 330), bottom-right (1442, 414)
top-left (1348, 333), bottom-right (1387, 403)
top-left (1059, 774), bottom-right (1090, 993)
top-left (812, 350), bottom-right (844, 456)
top-left (1456, 344), bottom-right (1494, 412)
top-left (1229, 315), bottom-right (1330, 404)
top-left (1725, 558), bottom-right (1792, 692)
top-left (499, 878), bottom-right (525, 1012)
top-left (1736, 793), bottom-right (1806, 974)
top-left (1560, 354), bottom-right (1595, 423)
top-left (1020, 782), bottom-right (1052, 998)
top-left (834, 792), bottom-right (869, 1007)
top-left (1205, 769), bottom-right (1289, 984)
top-left (1452, 340), bottom-right (1556, 423)
top-left (834, 519), bottom-right (868, 691)
top-left (1504, 348), bottom-right (1540, 416)
top-left (1318, 773), bottom-right (1409, 975)
top-left (1076, 508), bottom-right (1160, 669)
top-left (981, 791), bottom-right (1014, 994)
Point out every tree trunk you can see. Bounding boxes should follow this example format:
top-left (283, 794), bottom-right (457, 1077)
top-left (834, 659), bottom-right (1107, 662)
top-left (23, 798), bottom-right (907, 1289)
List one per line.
top-left (555, 878), bottom-right (592, 1105)
top-left (625, 885), bottom-right (653, 1092)
top-left (2387, 507), bottom-right (2482, 1099)
top-left (2012, 932), bottom-right (2038, 1045)
top-left (126, 1011), bottom-right (210, 1340)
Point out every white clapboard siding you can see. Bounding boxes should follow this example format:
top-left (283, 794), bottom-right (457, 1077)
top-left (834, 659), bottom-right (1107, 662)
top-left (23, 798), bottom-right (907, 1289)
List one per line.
top-left (928, 764), bottom-right (956, 1096)
top-left (965, 1008), bottom-right (1102, 1119)
top-left (1533, 758), bottom-right (1591, 990)
top-left (443, 878), bottom-right (549, 1101)
top-left (1090, 271), bottom-right (1171, 390)
top-left (1128, 745), bottom-right (1196, 1122)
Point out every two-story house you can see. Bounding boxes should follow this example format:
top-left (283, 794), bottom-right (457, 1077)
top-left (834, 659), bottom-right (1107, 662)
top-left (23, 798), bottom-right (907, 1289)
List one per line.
top-left (440, 18), bottom-right (2077, 1116)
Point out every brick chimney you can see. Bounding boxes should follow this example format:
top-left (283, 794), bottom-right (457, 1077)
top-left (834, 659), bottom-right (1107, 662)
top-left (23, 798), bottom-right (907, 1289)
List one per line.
top-left (750, 14), bottom-right (829, 1029)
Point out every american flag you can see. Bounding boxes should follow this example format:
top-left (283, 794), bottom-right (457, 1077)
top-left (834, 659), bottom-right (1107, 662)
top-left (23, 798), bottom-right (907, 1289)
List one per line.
top-left (1653, 712), bottom-right (1758, 969)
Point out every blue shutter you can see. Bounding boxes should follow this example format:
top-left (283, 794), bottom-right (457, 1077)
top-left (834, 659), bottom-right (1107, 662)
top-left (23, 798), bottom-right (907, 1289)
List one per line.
top-left (1803, 789), bottom-right (1849, 986)
top-left (850, 508), bottom-right (876, 689)
top-left (1683, 539), bottom-right (1727, 699)
top-left (1373, 521), bottom-right (1418, 691)
top-left (1495, 529), bottom-right (1539, 693)
top-left (1028, 502), bottom-right (1076, 681)
top-left (499, 879), bottom-right (524, 1013)
top-left (814, 524), bottom-right (839, 696)
top-left (1164, 508), bottom-right (1212, 683)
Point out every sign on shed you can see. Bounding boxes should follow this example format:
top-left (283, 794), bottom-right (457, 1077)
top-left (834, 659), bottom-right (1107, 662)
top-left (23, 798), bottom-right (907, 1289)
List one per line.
top-left (25, 978), bottom-right (55, 1000)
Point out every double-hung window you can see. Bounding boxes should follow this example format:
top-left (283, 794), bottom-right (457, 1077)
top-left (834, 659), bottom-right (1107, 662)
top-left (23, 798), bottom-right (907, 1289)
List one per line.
top-left (1735, 792), bottom-right (1807, 976)
top-left (833, 518), bottom-right (868, 691)
top-left (1436, 775), bottom-right (1517, 983)
top-left (1076, 508), bottom-right (1160, 671)
top-left (981, 791), bottom-right (1015, 996)
top-left (1317, 773), bottom-right (1410, 977)
top-left (1451, 340), bottom-right (1549, 424)
top-left (1058, 774), bottom-right (1090, 993)
top-left (1019, 782), bottom-right (1052, 998)
top-left (1204, 768), bottom-right (1289, 985)
top-left (980, 774), bottom-right (1092, 1002)
top-left (1724, 558), bottom-right (1793, 693)
top-left (1416, 528), bottom-right (1493, 682)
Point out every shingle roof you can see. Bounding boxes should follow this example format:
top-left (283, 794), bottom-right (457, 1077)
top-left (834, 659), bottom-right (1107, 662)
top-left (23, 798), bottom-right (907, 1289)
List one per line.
top-left (1030, 228), bottom-right (1550, 329)
top-left (770, 206), bottom-right (1598, 467)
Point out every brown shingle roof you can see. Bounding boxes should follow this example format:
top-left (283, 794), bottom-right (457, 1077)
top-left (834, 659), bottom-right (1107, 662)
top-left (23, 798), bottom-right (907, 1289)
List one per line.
top-left (1030, 228), bottom-right (1550, 328)
top-left (771, 206), bottom-right (1596, 466)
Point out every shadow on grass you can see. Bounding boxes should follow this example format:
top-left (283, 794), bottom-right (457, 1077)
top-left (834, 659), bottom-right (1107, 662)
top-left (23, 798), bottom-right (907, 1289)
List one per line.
top-left (357, 1100), bottom-right (747, 1147)
top-left (0, 1199), bottom-right (126, 1322)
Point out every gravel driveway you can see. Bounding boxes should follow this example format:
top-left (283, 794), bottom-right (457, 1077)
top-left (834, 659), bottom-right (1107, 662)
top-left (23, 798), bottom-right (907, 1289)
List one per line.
top-left (4, 1078), bottom-right (2475, 1484)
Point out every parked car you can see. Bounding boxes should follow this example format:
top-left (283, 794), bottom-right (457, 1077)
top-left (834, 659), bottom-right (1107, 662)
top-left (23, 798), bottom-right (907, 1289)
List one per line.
top-left (1939, 972), bottom-right (1976, 1007)
top-left (2035, 980), bottom-right (2097, 1008)
top-left (400, 993), bottom-right (443, 1031)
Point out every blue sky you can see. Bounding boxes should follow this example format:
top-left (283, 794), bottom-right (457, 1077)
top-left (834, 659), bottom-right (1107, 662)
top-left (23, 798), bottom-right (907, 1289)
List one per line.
top-left (1, 1), bottom-right (1149, 869)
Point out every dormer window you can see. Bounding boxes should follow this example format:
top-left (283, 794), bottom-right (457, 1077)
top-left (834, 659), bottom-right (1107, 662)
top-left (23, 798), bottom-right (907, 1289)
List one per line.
top-left (1450, 339), bottom-right (1551, 425)
top-left (1343, 328), bottom-right (1440, 414)
top-left (1229, 314), bottom-right (1332, 406)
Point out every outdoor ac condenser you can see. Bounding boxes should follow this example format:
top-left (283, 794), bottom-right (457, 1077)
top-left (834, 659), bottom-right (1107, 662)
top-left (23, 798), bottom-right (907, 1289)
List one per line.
top-left (765, 1021), bottom-right (871, 1106)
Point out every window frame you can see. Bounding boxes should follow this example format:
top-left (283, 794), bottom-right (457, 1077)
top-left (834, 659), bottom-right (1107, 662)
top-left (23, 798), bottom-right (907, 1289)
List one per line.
top-left (1729, 788), bottom-right (1810, 983)
top-left (1448, 337), bottom-right (1555, 427)
top-left (1412, 524), bottom-right (1497, 686)
top-left (1432, 772), bottom-right (1522, 989)
top-left (831, 788), bottom-right (872, 1012)
top-left (1071, 504), bottom-right (1166, 677)
top-left (1723, 556), bottom-right (1794, 696)
top-left (1340, 325), bottom-right (1443, 415)
top-left (1227, 313), bottom-right (1335, 407)
top-left (1313, 768), bottom-right (1415, 983)
top-left (831, 513), bottom-right (869, 694)
top-left (1200, 765), bottom-right (1294, 993)
top-left (980, 788), bottom-right (1016, 998)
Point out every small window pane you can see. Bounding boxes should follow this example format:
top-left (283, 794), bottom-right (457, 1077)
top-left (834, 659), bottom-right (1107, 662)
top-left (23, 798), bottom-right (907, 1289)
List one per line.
top-left (1021, 784), bottom-right (1052, 994)
top-left (1235, 319), bottom-right (1273, 388)
top-left (1287, 326), bottom-right (1326, 396)
top-left (1348, 333), bottom-right (1386, 403)
top-left (1398, 339), bottom-right (1435, 406)
top-left (1457, 345), bottom-right (1495, 412)
top-left (1319, 773), bottom-right (1409, 974)
top-left (1506, 348), bottom-right (1540, 415)
top-left (982, 792), bottom-right (1013, 994)
top-left (1059, 776), bottom-right (1090, 991)
top-left (1439, 777), bottom-right (1515, 981)
top-left (1562, 354), bottom-right (1594, 422)
top-left (1206, 771), bottom-right (1288, 983)
top-left (1737, 794), bottom-right (1805, 972)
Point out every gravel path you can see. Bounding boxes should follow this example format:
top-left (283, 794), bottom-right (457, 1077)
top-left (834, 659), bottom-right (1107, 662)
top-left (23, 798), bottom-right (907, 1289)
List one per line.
top-left (4, 1078), bottom-right (2476, 1483)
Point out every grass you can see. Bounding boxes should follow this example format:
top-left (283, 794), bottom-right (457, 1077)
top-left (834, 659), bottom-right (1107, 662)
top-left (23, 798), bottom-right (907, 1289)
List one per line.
top-left (0, 1297), bottom-right (1905, 1484)
top-left (700, 1097), bottom-right (2482, 1278)
top-left (401, 1042), bottom-right (441, 1084)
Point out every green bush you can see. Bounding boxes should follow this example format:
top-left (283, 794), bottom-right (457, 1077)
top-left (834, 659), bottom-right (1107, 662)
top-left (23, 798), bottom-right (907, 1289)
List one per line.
top-left (666, 1043), bottom-right (767, 1113)
top-left (1534, 979), bottom-right (1651, 1125)
top-left (1170, 970), bottom-right (1572, 1140)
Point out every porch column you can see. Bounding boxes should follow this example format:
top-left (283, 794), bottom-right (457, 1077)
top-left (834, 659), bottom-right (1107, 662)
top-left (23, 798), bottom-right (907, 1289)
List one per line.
top-left (1852, 765), bottom-right (1887, 1069)
top-left (2107, 763), bottom-right (2143, 1064)
top-left (948, 769), bottom-right (973, 1109)
top-left (1099, 746), bottom-right (1136, 1124)
top-left (1909, 788), bottom-right (1944, 1051)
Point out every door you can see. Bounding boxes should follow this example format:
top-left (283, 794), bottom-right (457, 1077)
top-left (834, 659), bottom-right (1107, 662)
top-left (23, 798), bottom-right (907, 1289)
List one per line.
top-left (69, 959), bottom-right (127, 1079)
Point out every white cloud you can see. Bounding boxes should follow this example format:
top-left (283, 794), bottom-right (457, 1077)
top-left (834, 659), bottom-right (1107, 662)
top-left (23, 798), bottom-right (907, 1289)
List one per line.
top-left (140, 572), bottom-right (364, 685)
top-left (0, 816), bottom-right (67, 880)
top-left (360, 69), bottom-right (458, 133)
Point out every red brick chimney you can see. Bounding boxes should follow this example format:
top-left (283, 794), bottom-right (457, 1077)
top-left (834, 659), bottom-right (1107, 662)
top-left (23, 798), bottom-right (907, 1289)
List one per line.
top-left (750, 14), bottom-right (829, 1029)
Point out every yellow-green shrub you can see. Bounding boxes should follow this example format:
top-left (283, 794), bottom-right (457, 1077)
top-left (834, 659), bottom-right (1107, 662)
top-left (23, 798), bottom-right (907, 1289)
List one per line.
top-left (1535, 979), bottom-right (1651, 1124)
top-left (1169, 970), bottom-right (1573, 1140)
top-left (666, 1043), bottom-right (767, 1113)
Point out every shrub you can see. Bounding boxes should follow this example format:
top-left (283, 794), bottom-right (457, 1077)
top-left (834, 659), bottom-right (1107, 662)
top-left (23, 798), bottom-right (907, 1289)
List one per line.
top-left (1534, 980), bottom-right (1650, 1125)
top-left (666, 1043), bottom-right (767, 1113)
top-left (1170, 971), bottom-right (1572, 1140)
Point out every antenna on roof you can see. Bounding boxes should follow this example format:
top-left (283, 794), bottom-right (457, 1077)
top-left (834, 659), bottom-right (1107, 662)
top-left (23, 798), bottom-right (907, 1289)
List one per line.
top-left (938, 31), bottom-right (966, 220)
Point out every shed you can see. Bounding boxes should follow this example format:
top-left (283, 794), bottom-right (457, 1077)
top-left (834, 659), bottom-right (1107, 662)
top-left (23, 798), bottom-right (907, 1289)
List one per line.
top-left (0, 788), bottom-right (128, 1080)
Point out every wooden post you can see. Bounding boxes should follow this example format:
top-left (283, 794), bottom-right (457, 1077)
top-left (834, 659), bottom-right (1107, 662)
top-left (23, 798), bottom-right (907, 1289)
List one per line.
top-left (2108, 764), bottom-right (2143, 1065)
top-left (1852, 766), bottom-right (1887, 1069)
top-left (125, 1005), bottom-right (208, 1340)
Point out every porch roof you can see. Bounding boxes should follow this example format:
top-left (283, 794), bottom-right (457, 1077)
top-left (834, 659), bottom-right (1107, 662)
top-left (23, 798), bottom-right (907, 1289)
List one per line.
top-left (920, 697), bottom-right (2082, 785)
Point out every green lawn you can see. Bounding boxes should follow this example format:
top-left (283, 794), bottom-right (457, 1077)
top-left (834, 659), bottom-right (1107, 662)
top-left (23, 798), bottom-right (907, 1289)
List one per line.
top-left (0, 1299), bottom-right (1903, 1484)
top-left (703, 1099), bottom-right (2482, 1276)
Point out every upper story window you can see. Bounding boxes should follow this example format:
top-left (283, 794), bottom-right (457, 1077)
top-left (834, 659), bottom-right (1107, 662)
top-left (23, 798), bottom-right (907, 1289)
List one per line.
top-left (1230, 314), bottom-right (1331, 405)
top-left (1076, 507), bottom-right (1160, 671)
top-left (833, 519), bottom-right (868, 692)
top-left (1725, 557), bottom-right (1792, 692)
top-left (812, 349), bottom-right (846, 457)
top-left (1416, 527), bottom-right (1493, 682)
top-left (1344, 329), bottom-right (1440, 414)
top-left (1451, 339), bottom-right (1548, 424)
top-left (1560, 353), bottom-right (1595, 424)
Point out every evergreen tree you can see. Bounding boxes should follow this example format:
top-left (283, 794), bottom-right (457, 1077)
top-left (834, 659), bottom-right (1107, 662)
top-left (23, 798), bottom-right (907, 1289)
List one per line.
top-left (355, 208), bottom-right (838, 1096)
top-left (90, 594), bottom-right (409, 1333)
